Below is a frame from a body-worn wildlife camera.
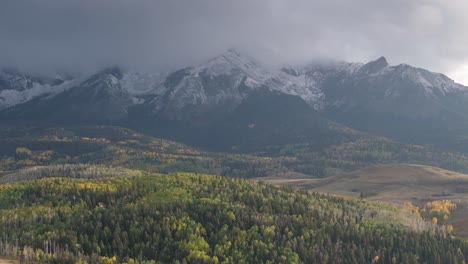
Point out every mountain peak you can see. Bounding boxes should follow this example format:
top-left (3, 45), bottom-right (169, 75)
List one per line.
top-left (374, 56), bottom-right (388, 65)
top-left (85, 67), bottom-right (123, 84)
top-left (99, 66), bottom-right (123, 80)
top-left (217, 48), bottom-right (257, 67)
top-left (223, 48), bottom-right (242, 59)
top-left (196, 49), bottom-right (265, 81)
top-left (205, 48), bottom-right (246, 65)
top-left (360, 56), bottom-right (389, 74)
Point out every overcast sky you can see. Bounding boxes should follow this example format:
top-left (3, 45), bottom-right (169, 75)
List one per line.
top-left (2, 0), bottom-right (468, 84)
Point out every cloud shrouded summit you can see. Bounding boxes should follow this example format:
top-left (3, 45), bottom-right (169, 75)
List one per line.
top-left (1, 0), bottom-right (468, 83)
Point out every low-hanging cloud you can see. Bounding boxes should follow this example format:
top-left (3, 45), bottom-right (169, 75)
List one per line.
top-left (1, 0), bottom-right (468, 83)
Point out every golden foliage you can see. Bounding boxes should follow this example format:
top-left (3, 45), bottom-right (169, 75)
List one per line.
top-left (446, 225), bottom-right (454, 233)
top-left (101, 256), bottom-right (117, 264)
top-left (425, 200), bottom-right (457, 214)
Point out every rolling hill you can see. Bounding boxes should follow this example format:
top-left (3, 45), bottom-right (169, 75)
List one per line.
top-left (2, 126), bottom-right (468, 179)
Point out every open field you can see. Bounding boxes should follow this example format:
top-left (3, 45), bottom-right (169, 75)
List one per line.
top-left (261, 164), bottom-right (468, 202)
top-left (260, 164), bottom-right (468, 236)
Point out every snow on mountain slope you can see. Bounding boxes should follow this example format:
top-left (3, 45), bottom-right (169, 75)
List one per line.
top-left (2, 50), bottom-right (468, 125)
top-left (280, 56), bottom-right (468, 107)
top-left (290, 56), bottom-right (468, 145)
top-left (265, 71), bottom-right (324, 109)
top-left (195, 49), bottom-right (267, 82)
top-left (0, 51), bottom-right (369, 114)
top-left (121, 71), bottom-right (166, 96)
top-left (0, 67), bottom-right (137, 122)
top-left (149, 49), bottom-right (325, 117)
top-left (0, 67), bottom-right (168, 110)
top-left (393, 64), bottom-right (466, 95)
top-left (3, 51), bottom-right (468, 149)
top-left (0, 69), bottom-right (76, 110)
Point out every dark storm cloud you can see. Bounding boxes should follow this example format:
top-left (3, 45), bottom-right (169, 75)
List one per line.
top-left (1, 0), bottom-right (468, 82)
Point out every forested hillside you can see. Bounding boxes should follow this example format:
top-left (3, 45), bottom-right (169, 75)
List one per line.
top-left (0, 168), bottom-right (467, 263)
top-left (2, 126), bottom-right (468, 178)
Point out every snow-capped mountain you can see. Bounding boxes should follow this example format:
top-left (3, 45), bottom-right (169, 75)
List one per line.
top-left (4, 50), bottom-right (467, 117)
top-left (0, 69), bottom-right (76, 110)
top-left (146, 49), bottom-right (324, 119)
top-left (2, 49), bottom-right (468, 148)
top-left (0, 67), bottom-right (169, 121)
top-left (1, 67), bottom-right (132, 122)
top-left (146, 49), bottom-right (265, 119)
top-left (306, 56), bottom-right (468, 107)
top-left (290, 56), bottom-right (468, 143)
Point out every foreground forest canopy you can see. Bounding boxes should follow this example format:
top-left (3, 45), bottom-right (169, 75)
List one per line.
top-left (0, 168), bottom-right (467, 263)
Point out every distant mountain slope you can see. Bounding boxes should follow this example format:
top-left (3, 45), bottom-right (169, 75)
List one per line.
top-left (0, 50), bottom-right (323, 126)
top-left (2, 50), bottom-right (468, 153)
top-left (1, 68), bottom-right (135, 122)
top-left (0, 68), bottom-right (75, 110)
top-left (135, 89), bottom-right (351, 151)
top-left (144, 49), bottom-right (324, 120)
top-left (291, 57), bottom-right (468, 145)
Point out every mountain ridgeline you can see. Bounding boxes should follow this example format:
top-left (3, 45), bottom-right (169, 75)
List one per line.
top-left (2, 50), bottom-right (468, 154)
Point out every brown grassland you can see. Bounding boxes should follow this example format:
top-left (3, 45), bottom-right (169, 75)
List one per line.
top-left (259, 164), bottom-right (468, 237)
